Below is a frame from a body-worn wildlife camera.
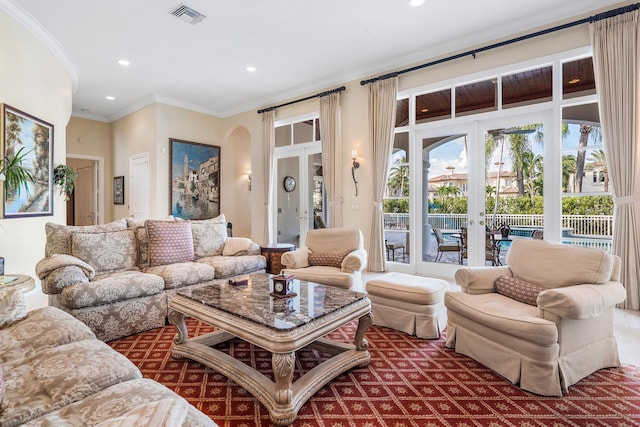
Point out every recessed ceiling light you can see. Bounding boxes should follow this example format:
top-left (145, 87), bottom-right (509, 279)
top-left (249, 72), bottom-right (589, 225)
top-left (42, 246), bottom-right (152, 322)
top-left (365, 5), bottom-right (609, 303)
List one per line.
top-left (106, 96), bottom-right (115, 101)
top-left (408, 0), bottom-right (425, 6)
top-left (568, 78), bottom-right (581, 84)
top-left (246, 66), bottom-right (257, 72)
top-left (117, 59), bottom-right (130, 66)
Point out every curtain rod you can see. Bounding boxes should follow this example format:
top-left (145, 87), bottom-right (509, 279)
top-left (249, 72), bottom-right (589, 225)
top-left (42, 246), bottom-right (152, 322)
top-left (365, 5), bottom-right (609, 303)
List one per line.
top-left (257, 86), bottom-right (346, 114)
top-left (360, 2), bottom-right (640, 86)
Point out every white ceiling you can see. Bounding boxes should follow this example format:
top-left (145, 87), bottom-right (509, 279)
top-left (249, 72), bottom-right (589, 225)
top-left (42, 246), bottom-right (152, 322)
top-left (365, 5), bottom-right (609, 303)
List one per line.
top-left (4, 0), bottom-right (628, 122)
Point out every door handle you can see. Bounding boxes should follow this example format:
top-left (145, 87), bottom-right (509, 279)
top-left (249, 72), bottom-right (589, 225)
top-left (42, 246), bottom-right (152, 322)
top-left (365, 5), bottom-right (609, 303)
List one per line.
top-left (469, 220), bottom-right (474, 225)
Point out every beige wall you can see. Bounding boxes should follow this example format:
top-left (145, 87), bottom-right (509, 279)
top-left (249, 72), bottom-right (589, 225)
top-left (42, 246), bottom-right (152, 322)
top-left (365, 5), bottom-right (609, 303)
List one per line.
top-left (66, 117), bottom-right (112, 222)
top-left (0, 9), bottom-right (73, 310)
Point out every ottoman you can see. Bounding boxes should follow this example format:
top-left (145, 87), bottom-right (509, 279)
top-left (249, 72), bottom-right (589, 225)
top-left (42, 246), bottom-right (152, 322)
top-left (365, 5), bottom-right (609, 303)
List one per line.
top-left (366, 272), bottom-right (448, 339)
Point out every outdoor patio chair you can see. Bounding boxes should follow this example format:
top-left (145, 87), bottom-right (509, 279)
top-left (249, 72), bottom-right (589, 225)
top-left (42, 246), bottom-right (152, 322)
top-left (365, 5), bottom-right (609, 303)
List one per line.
top-left (433, 227), bottom-right (461, 263)
top-left (458, 227), bottom-right (500, 266)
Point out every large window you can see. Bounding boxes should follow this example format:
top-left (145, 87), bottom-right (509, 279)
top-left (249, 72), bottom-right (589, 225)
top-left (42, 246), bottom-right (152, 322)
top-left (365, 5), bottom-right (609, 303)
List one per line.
top-left (388, 51), bottom-right (611, 269)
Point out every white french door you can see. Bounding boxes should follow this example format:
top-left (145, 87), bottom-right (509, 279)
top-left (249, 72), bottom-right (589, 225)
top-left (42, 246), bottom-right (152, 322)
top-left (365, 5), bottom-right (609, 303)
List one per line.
top-left (415, 110), bottom-right (552, 276)
top-left (273, 144), bottom-right (324, 248)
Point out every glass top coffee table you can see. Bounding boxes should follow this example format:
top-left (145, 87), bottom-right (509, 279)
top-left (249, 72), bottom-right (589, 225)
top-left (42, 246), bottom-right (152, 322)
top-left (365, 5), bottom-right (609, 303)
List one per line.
top-left (168, 273), bottom-right (372, 426)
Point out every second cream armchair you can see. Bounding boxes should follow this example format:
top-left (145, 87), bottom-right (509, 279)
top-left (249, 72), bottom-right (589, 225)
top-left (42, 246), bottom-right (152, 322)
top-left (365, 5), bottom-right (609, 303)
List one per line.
top-left (280, 228), bottom-right (367, 292)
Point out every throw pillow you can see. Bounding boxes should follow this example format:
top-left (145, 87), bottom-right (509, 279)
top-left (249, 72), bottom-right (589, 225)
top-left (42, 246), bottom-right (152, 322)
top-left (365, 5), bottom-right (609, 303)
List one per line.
top-left (146, 220), bottom-right (195, 267)
top-left (191, 214), bottom-right (227, 258)
top-left (222, 237), bottom-right (252, 256)
top-left (71, 230), bottom-right (138, 274)
top-left (45, 219), bottom-right (128, 256)
top-left (0, 288), bottom-right (27, 328)
top-left (308, 252), bottom-right (346, 268)
top-left (494, 276), bottom-right (546, 306)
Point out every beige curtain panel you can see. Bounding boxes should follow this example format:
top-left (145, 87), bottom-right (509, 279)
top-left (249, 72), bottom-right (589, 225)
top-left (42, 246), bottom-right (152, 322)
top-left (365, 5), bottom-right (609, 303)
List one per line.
top-left (319, 92), bottom-right (343, 228)
top-left (261, 110), bottom-right (275, 245)
top-left (590, 9), bottom-right (640, 310)
top-left (367, 77), bottom-right (398, 272)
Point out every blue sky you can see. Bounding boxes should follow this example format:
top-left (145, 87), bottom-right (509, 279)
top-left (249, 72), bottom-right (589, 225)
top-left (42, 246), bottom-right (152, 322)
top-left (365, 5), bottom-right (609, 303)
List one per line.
top-left (171, 141), bottom-right (220, 179)
top-left (422, 123), bottom-right (595, 178)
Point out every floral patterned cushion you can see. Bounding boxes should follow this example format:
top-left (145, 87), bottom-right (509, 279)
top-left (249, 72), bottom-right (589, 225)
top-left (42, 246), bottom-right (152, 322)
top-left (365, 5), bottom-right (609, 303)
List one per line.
top-left (197, 255), bottom-right (266, 279)
top-left (146, 220), bottom-right (195, 267)
top-left (191, 215), bottom-right (227, 258)
top-left (71, 230), bottom-right (138, 274)
top-left (494, 276), bottom-right (546, 306)
top-left (0, 288), bottom-right (26, 328)
top-left (45, 219), bottom-right (127, 257)
top-left (0, 339), bottom-right (141, 427)
top-left (145, 262), bottom-right (216, 290)
top-left (0, 306), bottom-right (95, 364)
top-left (308, 252), bottom-right (346, 268)
top-left (60, 271), bottom-right (165, 309)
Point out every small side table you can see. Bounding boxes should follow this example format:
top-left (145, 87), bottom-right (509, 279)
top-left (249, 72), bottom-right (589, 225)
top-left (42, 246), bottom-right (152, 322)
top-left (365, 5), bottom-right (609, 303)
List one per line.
top-left (0, 274), bottom-right (36, 293)
top-left (260, 243), bottom-right (295, 275)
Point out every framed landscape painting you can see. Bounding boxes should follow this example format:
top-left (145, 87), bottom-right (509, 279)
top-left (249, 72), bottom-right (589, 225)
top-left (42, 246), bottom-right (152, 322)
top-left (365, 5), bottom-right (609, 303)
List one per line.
top-left (1, 104), bottom-right (54, 218)
top-left (169, 138), bottom-right (220, 220)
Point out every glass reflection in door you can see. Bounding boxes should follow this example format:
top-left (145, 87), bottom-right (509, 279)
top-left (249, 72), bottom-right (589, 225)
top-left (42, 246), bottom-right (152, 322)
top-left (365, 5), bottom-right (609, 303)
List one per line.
top-left (277, 157), bottom-right (301, 247)
top-left (422, 134), bottom-right (469, 265)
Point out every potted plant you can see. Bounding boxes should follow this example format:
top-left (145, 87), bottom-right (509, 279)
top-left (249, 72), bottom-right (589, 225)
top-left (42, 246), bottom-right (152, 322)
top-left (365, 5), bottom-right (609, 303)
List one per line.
top-left (0, 147), bottom-right (34, 195)
top-left (53, 164), bottom-right (77, 201)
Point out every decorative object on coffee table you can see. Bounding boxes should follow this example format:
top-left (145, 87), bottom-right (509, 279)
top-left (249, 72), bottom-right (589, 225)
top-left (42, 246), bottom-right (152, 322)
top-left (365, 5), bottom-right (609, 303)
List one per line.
top-left (271, 273), bottom-right (295, 298)
top-left (260, 243), bottom-right (294, 274)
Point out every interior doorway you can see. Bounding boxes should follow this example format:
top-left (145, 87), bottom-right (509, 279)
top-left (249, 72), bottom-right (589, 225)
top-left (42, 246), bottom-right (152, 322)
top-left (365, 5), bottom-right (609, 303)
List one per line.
top-left (66, 155), bottom-right (104, 225)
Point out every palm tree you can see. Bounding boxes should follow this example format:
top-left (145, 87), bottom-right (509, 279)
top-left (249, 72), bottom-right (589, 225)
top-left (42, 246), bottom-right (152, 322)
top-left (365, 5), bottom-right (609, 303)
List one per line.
top-left (574, 125), bottom-right (602, 192)
top-left (562, 154), bottom-right (576, 192)
top-left (522, 151), bottom-right (543, 204)
top-left (388, 157), bottom-right (409, 197)
top-left (437, 185), bottom-right (460, 213)
top-left (587, 148), bottom-right (608, 192)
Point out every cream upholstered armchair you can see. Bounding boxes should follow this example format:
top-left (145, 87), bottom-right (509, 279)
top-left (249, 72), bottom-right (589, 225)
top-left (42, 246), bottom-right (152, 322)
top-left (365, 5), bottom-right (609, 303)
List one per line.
top-left (280, 228), bottom-right (367, 293)
top-left (445, 239), bottom-right (626, 396)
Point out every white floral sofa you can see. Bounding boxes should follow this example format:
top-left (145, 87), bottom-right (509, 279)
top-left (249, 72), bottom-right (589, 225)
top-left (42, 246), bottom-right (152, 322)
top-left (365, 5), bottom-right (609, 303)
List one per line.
top-left (35, 215), bottom-right (266, 341)
top-left (0, 288), bottom-right (216, 427)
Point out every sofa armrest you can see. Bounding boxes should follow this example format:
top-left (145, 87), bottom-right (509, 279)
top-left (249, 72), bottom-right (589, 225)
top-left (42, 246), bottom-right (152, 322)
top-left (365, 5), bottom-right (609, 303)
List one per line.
top-left (342, 248), bottom-right (367, 273)
top-left (537, 281), bottom-right (626, 319)
top-left (280, 248), bottom-right (311, 269)
top-left (246, 241), bottom-right (261, 255)
top-left (454, 266), bottom-right (513, 294)
top-left (40, 265), bottom-right (90, 294)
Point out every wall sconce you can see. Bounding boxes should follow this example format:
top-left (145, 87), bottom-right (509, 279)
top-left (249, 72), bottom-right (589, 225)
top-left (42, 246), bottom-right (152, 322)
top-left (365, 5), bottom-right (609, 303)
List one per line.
top-left (351, 149), bottom-right (360, 197)
top-left (247, 171), bottom-right (252, 191)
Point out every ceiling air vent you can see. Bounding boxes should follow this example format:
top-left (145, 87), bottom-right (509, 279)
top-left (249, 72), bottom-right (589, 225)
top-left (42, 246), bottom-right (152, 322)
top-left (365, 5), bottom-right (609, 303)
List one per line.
top-left (170, 4), bottom-right (206, 25)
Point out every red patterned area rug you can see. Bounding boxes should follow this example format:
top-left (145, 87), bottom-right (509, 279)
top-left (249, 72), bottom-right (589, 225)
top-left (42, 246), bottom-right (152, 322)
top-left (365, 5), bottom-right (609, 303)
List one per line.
top-left (109, 320), bottom-right (640, 427)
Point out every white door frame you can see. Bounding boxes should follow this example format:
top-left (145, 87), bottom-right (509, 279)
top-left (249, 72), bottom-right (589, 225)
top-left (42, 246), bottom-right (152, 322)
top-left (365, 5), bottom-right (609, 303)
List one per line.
top-left (66, 153), bottom-right (103, 224)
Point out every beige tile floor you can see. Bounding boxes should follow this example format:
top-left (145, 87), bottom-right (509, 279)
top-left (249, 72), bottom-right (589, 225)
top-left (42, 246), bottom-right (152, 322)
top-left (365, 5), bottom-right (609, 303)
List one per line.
top-left (363, 272), bottom-right (640, 367)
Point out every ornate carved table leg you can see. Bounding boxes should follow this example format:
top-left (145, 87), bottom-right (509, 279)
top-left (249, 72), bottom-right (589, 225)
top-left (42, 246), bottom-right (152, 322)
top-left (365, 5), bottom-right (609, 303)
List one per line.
top-left (355, 311), bottom-right (373, 351)
top-left (271, 352), bottom-right (296, 426)
top-left (168, 309), bottom-right (188, 345)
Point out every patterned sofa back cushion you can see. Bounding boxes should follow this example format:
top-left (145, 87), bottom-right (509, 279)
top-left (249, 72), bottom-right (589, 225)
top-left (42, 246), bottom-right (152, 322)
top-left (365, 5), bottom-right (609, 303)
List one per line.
top-left (507, 239), bottom-right (616, 288)
top-left (146, 220), bottom-right (195, 267)
top-left (45, 219), bottom-right (128, 257)
top-left (71, 229), bottom-right (138, 274)
top-left (0, 288), bottom-right (27, 328)
top-left (127, 216), bottom-right (176, 269)
top-left (190, 214), bottom-right (227, 258)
